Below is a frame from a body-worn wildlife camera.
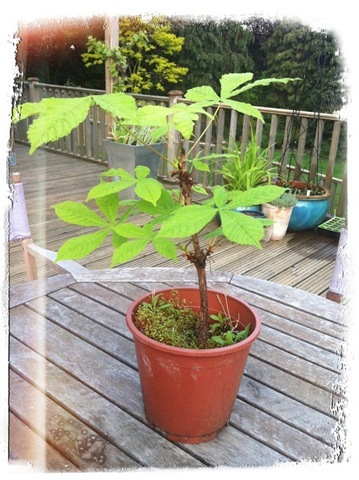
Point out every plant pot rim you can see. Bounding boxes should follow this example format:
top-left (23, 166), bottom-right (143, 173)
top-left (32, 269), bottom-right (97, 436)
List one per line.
top-left (262, 202), bottom-right (294, 210)
top-left (126, 287), bottom-right (261, 357)
top-left (103, 138), bottom-right (165, 147)
top-left (278, 180), bottom-right (331, 200)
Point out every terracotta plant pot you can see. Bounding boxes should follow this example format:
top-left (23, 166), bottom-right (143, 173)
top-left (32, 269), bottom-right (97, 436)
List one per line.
top-left (126, 287), bottom-right (261, 444)
top-left (261, 203), bottom-right (294, 240)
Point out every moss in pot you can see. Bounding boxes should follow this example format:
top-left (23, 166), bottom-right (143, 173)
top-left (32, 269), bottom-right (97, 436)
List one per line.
top-left (262, 191), bottom-right (298, 240)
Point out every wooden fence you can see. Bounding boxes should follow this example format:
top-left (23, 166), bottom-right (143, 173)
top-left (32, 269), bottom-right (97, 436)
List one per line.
top-left (14, 78), bottom-right (347, 216)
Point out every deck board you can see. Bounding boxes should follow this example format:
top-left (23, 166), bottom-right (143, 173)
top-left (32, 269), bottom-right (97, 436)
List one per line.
top-left (9, 144), bottom-right (338, 295)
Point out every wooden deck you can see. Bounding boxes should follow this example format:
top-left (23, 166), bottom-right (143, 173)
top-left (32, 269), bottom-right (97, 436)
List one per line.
top-left (9, 271), bottom-right (347, 471)
top-left (9, 144), bottom-right (339, 296)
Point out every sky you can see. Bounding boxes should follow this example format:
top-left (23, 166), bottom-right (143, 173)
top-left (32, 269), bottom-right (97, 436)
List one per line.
top-left (1, 1), bottom-right (358, 478)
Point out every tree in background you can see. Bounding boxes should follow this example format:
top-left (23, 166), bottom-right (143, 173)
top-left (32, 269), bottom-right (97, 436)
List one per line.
top-left (170, 18), bottom-right (254, 94)
top-left (81, 16), bottom-right (188, 94)
top-left (256, 20), bottom-right (346, 113)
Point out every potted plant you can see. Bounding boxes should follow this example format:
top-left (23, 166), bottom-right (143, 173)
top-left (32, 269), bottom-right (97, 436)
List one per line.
top-left (262, 191), bottom-right (298, 240)
top-left (204, 128), bottom-right (277, 215)
top-left (103, 123), bottom-right (166, 199)
top-left (282, 180), bottom-right (331, 231)
top-left (13, 72), bottom-right (295, 443)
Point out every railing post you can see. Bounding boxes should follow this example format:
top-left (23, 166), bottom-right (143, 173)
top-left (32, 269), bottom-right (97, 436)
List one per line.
top-left (27, 77), bottom-right (40, 103)
top-left (167, 90), bottom-right (184, 175)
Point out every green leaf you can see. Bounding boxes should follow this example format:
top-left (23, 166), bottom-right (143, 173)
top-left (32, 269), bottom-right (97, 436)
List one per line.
top-left (134, 178), bottom-right (163, 205)
top-left (157, 205), bottom-right (217, 239)
top-left (12, 102), bottom-right (45, 122)
top-left (227, 185), bottom-right (285, 208)
top-left (213, 186), bottom-right (228, 209)
top-left (136, 188), bottom-right (180, 219)
top-left (168, 104), bottom-right (200, 139)
top-left (153, 237), bottom-right (178, 261)
top-left (101, 168), bottom-right (135, 180)
top-left (93, 93), bottom-right (138, 122)
top-left (192, 159), bottom-right (210, 172)
top-left (87, 179), bottom-right (136, 200)
top-left (136, 104), bottom-right (171, 126)
top-left (234, 77), bottom-right (299, 96)
top-left (27, 96), bottom-right (93, 153)
top-left (223, 99), bottom-right (264, 122)
top-left (56, 228), bottom-right (109, 261)
top-left (114, 223), bottom-right (147, 238)
top-left (53, 201), bottom-right (109, 227)
top-left (219, 210), bottom-right (264, 248)
top-left (95, 193), bottom-right (119, 224)
top-left (111, 238), bottom-right (149, 266)
top-left (192, 185), bottom-right (208, 195)
top-left (185, 85), bottom-right (220, 103)
top-left (135, 165), bottom-right (151, 179)
top-left (220, 73), bottom-right (253, 100)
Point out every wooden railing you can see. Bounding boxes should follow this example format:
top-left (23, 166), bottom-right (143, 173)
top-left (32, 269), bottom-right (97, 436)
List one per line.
top-left (14, 78), bottom-right (347, 216)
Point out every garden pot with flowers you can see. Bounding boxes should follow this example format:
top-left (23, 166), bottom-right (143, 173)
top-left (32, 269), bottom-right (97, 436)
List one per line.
top-left (13, 73), bottom-right (296, 443)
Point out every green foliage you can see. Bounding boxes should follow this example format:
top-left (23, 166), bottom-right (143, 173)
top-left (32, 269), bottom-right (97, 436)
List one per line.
top-left (211, 130), bottom-right (277, 191)
top-left (135, 291), bottom-right (250, 348)
top-left (210, 312), bottom-right (250, 346)
top-left (14, 72), bottom-right (293, 347)
top-left (170, 18), bottom-right (254, 95)
top-left (269, 191), bottom-right (298, 208)
top-left (258, 20), bottom-right (345, 112)
top-left (81, 16), bottom-right (188, 93)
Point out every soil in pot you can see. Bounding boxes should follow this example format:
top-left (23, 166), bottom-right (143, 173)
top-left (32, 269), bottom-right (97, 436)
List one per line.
top-left (126, 288), bottom-right (261, 444)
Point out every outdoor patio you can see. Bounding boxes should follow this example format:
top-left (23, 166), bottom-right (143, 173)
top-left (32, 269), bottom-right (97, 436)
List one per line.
top-left (9, 143), bottom-right (340, 296)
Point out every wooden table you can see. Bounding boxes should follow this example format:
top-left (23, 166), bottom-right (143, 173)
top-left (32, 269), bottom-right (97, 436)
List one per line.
top-left (8, 268), bottom-right (347, 472)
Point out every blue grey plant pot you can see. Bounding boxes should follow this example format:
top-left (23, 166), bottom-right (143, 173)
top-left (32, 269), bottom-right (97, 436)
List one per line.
top-left (103, 139), bottom-right (166, 199)
top-left (288, 192), bottom-right (331, 231)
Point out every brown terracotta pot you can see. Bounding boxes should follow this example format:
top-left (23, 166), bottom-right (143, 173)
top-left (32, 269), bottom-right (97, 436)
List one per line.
top-left (126, 287), bottom-right (261, 444)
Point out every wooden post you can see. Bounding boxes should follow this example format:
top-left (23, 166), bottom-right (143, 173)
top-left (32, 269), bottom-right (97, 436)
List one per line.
top-left (104, 17), bottom-right (119, 137)
top-left (167, 90), bottom-right (183, 175)
top-left (27, 77), bottom-right (40, 103)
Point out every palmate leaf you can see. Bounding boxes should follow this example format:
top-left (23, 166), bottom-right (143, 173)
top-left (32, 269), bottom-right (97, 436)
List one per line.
top-left (95, 193), bottom-right (119, 225)
top-left (56, 228), bottom-right (110, 261)
top-left (27, 97), bottom-right (93, 153)
top-left (53, 201), bottom-right (109, 227)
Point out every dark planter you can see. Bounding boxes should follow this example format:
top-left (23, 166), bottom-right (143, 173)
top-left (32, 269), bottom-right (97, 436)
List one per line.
top-left (286, 181), bottom-right (331, 231)
top-left (103, 139), bottom-right (166, 199)
top-left (126, 287), bottom-right (261, 444)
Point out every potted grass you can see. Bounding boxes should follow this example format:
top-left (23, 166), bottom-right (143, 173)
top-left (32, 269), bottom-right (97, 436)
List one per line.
top-left (262, 191), bottom-right (298, 240)
top-left (13, 72), bottom-right (296, 443)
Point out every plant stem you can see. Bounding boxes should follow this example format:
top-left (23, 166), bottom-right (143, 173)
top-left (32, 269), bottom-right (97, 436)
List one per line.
top-left (176, 149), bottom-right (210, 347)
top-left (191, 233), bottom-right (209, 347)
